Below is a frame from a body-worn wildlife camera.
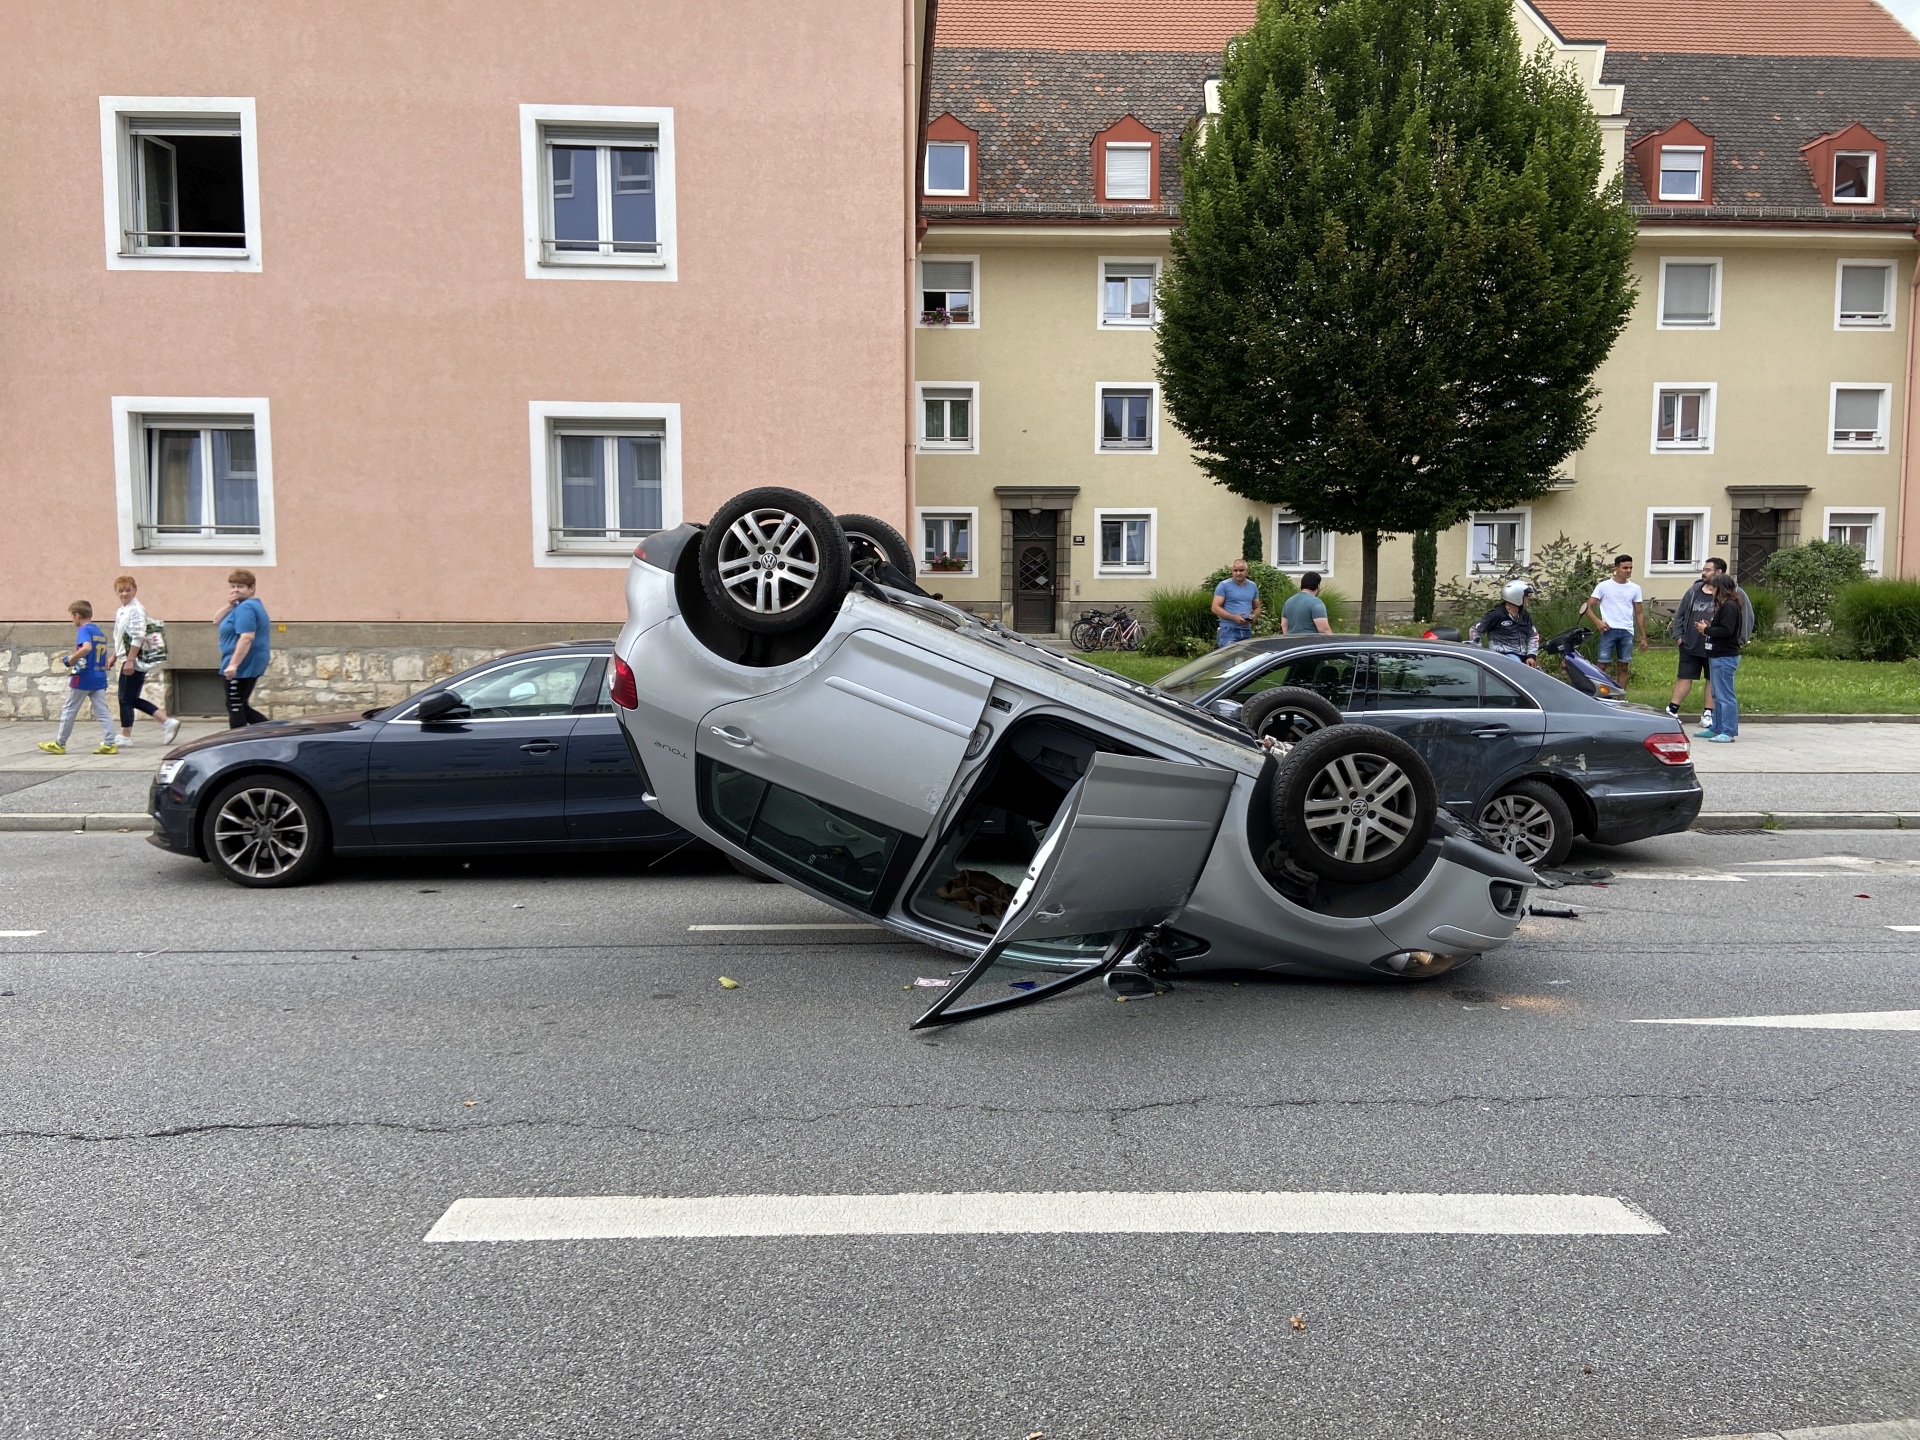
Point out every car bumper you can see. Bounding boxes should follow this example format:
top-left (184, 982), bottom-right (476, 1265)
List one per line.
top-left (147, 777), bottom-right (198, 856)
top-left (1586, 774), bottom-right (1704, 846)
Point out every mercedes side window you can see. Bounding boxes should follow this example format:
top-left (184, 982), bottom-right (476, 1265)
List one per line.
top-left (1231, 653), bottom-right (1360, 710)
top-left (1372, 653), bottom-right (1483, 710)
top-left (1478, 666), bottom-right (1532, 710)
top-left (425, 656), bottom-right (594, 720)
top-left (700, 759), bottom-right (904, 906)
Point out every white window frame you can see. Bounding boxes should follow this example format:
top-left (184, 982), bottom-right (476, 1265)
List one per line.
top-left (923, 140), bottom-right (971, 197)
top-left (527, 401), bottom-right (682, 568)
top-left (1656, 256), bottom-right (1721, 330)
top-left (1828, 383), bottom-right (1891, 453)
top-left (1467, 508), bottom-right (1531, 574)
top-left (1645, 507), bottom-right (1712, 573)
top-left (112, 396), bottom-right (274, 566)
top-left (1097, 256), bottom-right (1161, 329)
top-left (520, 105), bottom-right (676, 282)
top-left (1833, 150), bottom-right (1877, 205)
top-left (1823, 506), bottom-right (1886, 572)
top-left (1103, 142), bottom-right (1153, 201)
top-left (918, 254), bottom-right (980, 329)
top-left (1269, 508), bottom-right (1332, 575)
top-left (1650, 382), bottom-right (1717, 454)
top-left (1093, 508), bottom-right (1157, 578)
top-left (1835, 259), bottom-right (1897, 330)
top-left (914, 506), bottom-right (980, 578)
top-left (1656, 145), bottom-right (1705, 202)
top-left (916, 381), bottom-right (979, 454)
top-left (1094, 381), bottom-right (1159, 454)
top-left (99, 97), bottom-right (261, 273)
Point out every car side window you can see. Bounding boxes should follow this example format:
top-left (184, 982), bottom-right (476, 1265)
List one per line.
top-left (1230, 652), bottom-right (1360, 710)
top-left (438, 656), bottom-right (594, 720)
top-left (1478, 665), bottom-right (1531, 709)
top-left (1372, 652), bottom-right (1483, 710)
top-left (702, 759), bottom-right (904, 907)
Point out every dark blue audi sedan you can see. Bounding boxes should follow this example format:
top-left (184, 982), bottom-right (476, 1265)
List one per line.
top-left (149, 642), bottom-right (688, 886)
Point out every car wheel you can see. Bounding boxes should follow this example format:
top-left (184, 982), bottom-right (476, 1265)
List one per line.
top-left (699, 488), bottom-right (851, 635)
top-left (1478, 780), bottom-right (1573, 869)
top-left (838, 513), bottom-right (916, 587)
top-left (1240, 686), bottom-right (1343, 746)
top-left (1270, 725), bottom-right (1437, 884)
top-left (200, 773), bottom-right (330, 888)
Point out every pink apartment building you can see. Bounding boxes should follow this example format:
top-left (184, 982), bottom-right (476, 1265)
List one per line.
top-left (0, 0), bottom-right (931, 716)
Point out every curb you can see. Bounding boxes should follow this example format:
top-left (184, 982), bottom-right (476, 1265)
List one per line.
top-left (1692, 811), bottom-right (1920, 831)
top-left (0, 813), bottom-right (151, 832)
top-left (1734, 714), bottom-right (1920, 724)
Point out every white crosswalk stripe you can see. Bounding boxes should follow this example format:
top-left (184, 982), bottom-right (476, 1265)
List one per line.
top-left (424, 1190), bottom-right (1667, 1242)
top-left (1631, 1011), bottom-right (1920, 1031)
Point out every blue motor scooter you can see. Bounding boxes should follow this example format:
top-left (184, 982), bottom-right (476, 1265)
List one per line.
top-left (1540, 625), bottom-right (1625, 702)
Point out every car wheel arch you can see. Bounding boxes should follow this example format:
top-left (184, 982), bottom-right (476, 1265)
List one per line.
top-left (191, 761), bottom-right (340, 860)
top-left (1481, 770), bottom-right (1594, 841)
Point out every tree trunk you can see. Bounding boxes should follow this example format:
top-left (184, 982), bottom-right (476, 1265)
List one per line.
top-left (1359, 528), bottom-right (1379, 634)
top-left (1411, 529), bottom-right (1437, 623)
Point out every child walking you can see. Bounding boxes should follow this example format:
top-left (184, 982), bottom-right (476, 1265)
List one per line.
top-left (111, 576), bottom-right (180, 748)
top-left (38, 600), bottom-right (118, 755)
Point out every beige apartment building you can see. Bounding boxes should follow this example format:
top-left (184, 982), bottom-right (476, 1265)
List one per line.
top-left (913, 0), bottom-right (1920, 630)
top-left (0, 0), bottom-right (930, 717)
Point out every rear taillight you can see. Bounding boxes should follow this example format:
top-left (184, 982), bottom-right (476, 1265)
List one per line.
top-left (610, 654), bottom-right (639, 710)
top-left (1644, 732), bottom-right (1690, 765)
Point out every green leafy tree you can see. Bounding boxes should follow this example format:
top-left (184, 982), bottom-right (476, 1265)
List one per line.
top-left (1763, 540), bottom-right (1867, 632)
top-left (1241, 515), bottom-right (1263, 562)
top-left (1156, 0), bottom-right (1637, 631)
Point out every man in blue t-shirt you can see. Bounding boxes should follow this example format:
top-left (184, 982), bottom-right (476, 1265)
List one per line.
top-left (37, 600), bottom-right (118, 754)
top-left (1281, 572), bottom-right (1333, 636)
top-left (1212, 559), bottom-right (1263, 647)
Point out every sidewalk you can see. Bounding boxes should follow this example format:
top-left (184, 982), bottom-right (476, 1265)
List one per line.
top-left (2, 715), bottom-right (1918, 832)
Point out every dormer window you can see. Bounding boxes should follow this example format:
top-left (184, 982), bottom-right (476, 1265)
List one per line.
top-left (922, 114), bottom-right (979, 203)
top-left (1092, 116), bottom-right (1161, 206)
top-left (1834, 151), bottom-right (1876, 203)
top-left (1658, 147), bottom-right (1705, 202)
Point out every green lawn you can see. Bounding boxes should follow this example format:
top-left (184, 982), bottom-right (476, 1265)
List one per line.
top-left (1083, 645), bottom-right (1920, 714)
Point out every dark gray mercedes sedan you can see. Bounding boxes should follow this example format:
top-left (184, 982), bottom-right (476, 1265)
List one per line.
top-left (1153, 636), bottom-right (1701, 867)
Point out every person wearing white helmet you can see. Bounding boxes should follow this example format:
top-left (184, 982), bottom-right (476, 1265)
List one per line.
top-left (1468, 579), bottom-right (1542, 666)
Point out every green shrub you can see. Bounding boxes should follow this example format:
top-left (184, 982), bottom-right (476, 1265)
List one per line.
top-left (1835, 579), bottom-right (1920, 661)
top-left (1316, 586), bottom-right (1351, 630)
top-left (1745, 585), bottom-right (1780, 639)
top-left (1762, 540), bottom-right (1866, 631)
top-left (1143, 586), bottom-right (1218, 655)
top-left (1201, 561), bottom-right (1296, 622)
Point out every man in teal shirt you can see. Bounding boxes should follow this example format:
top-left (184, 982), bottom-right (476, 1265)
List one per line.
top-left (1281, 572), bottom-right (1332, 635)
top-left (1211, 559), bottom-right (1262, 646)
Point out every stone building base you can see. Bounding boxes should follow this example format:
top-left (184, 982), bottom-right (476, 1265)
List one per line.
top-left (0, 622), bottom-right (617, 720)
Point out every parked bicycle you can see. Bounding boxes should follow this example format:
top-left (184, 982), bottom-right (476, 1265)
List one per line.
top-left (1070, 606), bottom-right (1141, 652)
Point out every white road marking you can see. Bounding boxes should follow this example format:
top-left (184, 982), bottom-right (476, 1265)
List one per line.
top-left (1688, 1421), bottom-right (1920, 1440)
top-left (423, 1190), bottom-right (1667, 1242)
top-left (688, 923), bottom-right (879, 932)
top-left (0, 930), bottom-right (45, 937)
top-left (1631, 1011), bottom-right (1920, 1031)
top-left (1607, 870), bottom-right (1747, 882)
top-left (1886, 926), bottom-right (1920, 933)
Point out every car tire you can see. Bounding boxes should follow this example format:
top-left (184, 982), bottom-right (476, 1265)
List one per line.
top-left (1478, 779), bottom-right (1573, 869)
top-left (1270, 725), bottom-right (1437, 884)
top-left (838, 513), bottom-right (916, 588)
top-left (1240, 686), bottom-right (1344, 746)
top-left (699, 488), bottom-right (851, 635)
top-left (200, 772), bottom-right (330, 888)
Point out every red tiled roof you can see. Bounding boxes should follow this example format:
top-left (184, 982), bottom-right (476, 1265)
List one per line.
top-left (1534, 0), bottom-right (1920, 55)
top-left (934, 0), bottom-right (1920, 57)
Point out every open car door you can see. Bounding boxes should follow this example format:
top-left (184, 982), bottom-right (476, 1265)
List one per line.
top-left (914, 753), bottom-right (1236, 1028)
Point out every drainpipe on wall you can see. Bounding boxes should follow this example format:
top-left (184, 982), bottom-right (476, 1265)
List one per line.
top-left (902, 0), bottom-right (939, 531)
top-left (1898, 226), bottom-right (1920, 577)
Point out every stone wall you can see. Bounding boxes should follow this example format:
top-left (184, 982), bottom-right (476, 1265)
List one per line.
top-left (0, 622), bottom-right (616, 720)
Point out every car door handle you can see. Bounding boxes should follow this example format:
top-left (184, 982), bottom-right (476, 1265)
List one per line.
top-left (1471, 725), bottom-right (1510, 738)
top-left (710, 725), bottom-right (753, 748)
top-left (520, 740), bottom-right (560, 755)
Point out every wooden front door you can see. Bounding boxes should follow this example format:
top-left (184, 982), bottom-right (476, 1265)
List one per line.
top-left (1012, 511), bottom-right (1058, 634)
top-left (1735, 508), bottom-right (1781, 583)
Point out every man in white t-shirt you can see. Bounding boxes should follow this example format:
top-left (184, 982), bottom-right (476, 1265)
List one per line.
top-left (1581, 554), bottom-right (1645, 688)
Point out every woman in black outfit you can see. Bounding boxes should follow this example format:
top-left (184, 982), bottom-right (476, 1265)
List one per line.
top-left (1694, 574), bottom-right (1742, 742)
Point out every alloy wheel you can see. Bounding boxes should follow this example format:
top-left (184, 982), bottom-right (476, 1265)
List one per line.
top-left (1299, 752), bottom-right (1420, 867)
top-left (713, 507), bottom-right (824, 616)
top-left (212, 787), bottom-right (310, 880)
top-left (1479, 793), bottom-right (1557, 866)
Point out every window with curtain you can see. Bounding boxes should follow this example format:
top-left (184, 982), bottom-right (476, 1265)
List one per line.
top-left (1470, 513), bottom-right (1526, 571)
top-left (1660, 262), bottom-right (1717, 326)
top-left (1098, 515), bottom-right (1151, 571)
top-left (550, 427), bottom-right (665, 549)
top-left (919, 388), bottom-right (975, 450)
top-left (1100, 388), bottom-right (1153, 449)
top-left (1655, 389), bottom-right (1710, 448)
top-left (1651, 513), bottom-right (1700, 567)
top-left (142, 421), bottom-right (259, 547)
top-left (1272, 514), bottom-right (1327, 568)
top-left (543, 127), bottom-right (659, 262)
top-left (1101, 261), bottom-right (1157, 325)
top-left (920, 514), bottom-right (972, 572)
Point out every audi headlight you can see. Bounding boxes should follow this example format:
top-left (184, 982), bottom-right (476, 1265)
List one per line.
top-left (156, 759), bottom-right (186, 785)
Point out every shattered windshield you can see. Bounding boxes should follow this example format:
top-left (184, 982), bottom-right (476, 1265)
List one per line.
top-left (1152, 646), bottom-right (1277, 702)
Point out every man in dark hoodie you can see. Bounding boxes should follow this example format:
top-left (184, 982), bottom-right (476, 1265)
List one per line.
top-left (1667, 556), bottom-right (1752, 727)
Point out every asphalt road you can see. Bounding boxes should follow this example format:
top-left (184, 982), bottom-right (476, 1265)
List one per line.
top-left (2, 829), bottom-right (1915, 1439)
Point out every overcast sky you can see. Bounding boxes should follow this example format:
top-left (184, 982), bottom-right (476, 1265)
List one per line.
top-left (1886, 0), bottom-right (1920, 36)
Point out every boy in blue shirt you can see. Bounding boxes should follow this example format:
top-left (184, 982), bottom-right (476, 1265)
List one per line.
top-left (38, 600), bottom-right (118, 754)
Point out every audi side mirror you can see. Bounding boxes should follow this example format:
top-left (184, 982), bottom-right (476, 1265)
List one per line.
top-left (416, 690), bottom-right (463, 721)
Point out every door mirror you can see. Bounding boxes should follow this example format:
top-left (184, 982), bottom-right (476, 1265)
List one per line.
top-left (416, 690), bottom-right (463, 722)
top-left (914, 753), bottom-right (1236, 1027)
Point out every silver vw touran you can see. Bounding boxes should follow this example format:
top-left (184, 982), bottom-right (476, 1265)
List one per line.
top-left (611, 488), bottom-right (1537, 1027)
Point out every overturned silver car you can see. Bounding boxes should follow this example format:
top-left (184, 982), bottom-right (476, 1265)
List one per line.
top-left (611, 488), bottom-right (1537, 1027)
